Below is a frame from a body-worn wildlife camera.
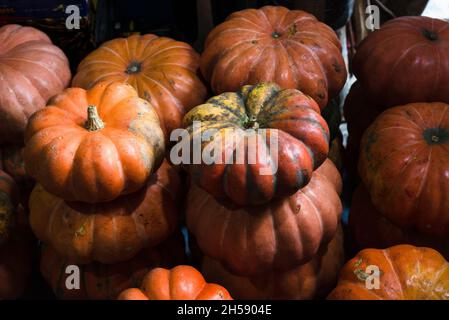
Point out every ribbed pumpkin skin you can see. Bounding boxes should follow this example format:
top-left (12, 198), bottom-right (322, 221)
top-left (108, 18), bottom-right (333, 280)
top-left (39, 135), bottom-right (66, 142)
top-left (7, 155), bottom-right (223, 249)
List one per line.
top-left (40, 231), bottom-right (186, 300)
top-left (118, 265), bottom-right (233, 300)
top-left (201, 224), bottom-right (344, 300)
top-left (0, 24), bottom-right (71, 144)
top-left (72, 34), bottom-right (207, 137)
top-left (350, 185), bottom-right (449, 260)
top-left (200, 6), bottom-right (347, 108)
top-left (359, 102), bottom-right (449, 237)
top-left (182, 82), bottom-right (329, 206)
top-left (24, 81), bottom-right (165, 203)
top-left (353, 16), bottom-right (449, 107)
top-left (328, 245), bottom-right (449, 300)
top-left (29, 161), bottom-right (181, 264)
top-left (186, 159), bottom-right (342, 277)
top-left (0, 170), bottom-right (19, 245)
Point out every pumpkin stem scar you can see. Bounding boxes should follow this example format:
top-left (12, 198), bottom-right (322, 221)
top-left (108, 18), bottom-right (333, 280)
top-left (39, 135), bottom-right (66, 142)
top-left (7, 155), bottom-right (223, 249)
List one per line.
top-left (422, 29), bottom-right (439, 41)
top-left (125, 61), bottom-right (142, 74)
top-left (85, 106), bottom-right (105, 131)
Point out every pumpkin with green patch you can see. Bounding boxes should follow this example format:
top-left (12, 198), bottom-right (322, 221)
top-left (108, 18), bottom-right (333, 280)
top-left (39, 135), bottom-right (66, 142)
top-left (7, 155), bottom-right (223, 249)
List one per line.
top-left (181, 82), bottom-right (330, 205)
top-left (328, 245), bottom-right (449, 300)
top-left (24, 81), bottom-right (165, 203)
top-left (29, 161), bottom-right (181, 264)
top-left (40, 231), bottom-right (186, 300)
top-left (0, 170), bottom-right (19, 245)
top-left (359, 102), bottom-right (449, 237)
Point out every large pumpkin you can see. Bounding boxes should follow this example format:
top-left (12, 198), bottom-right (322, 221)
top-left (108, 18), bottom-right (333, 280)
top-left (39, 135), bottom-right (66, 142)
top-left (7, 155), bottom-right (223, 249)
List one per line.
top-left (349, 185), bottom-right (449, 260)
top-left (181, 82), bottom-right (330, 205)
top-left (118, 265), bottom-right (232, 300)
top-left (359, 102), bottom-right (449, 237)
top-left (200, 5), bottom-right (347, 108)
top-left (328, 245), bottom-right (449, 300)
top-left (186, 159), bottom-right (342, 276)
top-left (0, 170), bottom-right (19, 245)
top-left (201, 224), bottom-right (344, 300)
top-left (24, 81), bottom-right (165, 203)
top-left (40, 231), bottom-right (186, 300)
top-left (353, 16), bottom-right (449, 107)
top-left (72, 34), bottom-right (207, 137)
top-left (29, 160), bottom-right (181, 264)
top-left (0, 24), bottom-right (71, 143)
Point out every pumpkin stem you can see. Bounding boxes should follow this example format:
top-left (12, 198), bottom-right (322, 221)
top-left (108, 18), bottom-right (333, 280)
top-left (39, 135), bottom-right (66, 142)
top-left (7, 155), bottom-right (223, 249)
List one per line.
top-left (85, 106), bottom-right (104, 131)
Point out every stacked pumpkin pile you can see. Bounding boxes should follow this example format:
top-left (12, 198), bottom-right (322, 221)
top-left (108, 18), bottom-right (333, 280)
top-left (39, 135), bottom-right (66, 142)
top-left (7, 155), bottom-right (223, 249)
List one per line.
top-left (174, 6), bottom-right (348, 300)
top-left (344, 16), bottom-right (449, 259)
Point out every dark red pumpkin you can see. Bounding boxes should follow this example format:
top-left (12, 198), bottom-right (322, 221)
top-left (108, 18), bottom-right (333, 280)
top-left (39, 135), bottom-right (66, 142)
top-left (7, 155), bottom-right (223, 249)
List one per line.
top-left (353, 16), bottom-right (449, 107)
top-left (186, 159), bottom-right (342, 276)
top-left (0, 170), bottom-right (19, 245)
top-left (0, 24), bottom-right (71, 143)
top-left (200, 5), bottom-right (347, 109)
top-left (359, 102), bottom-right (449, 237)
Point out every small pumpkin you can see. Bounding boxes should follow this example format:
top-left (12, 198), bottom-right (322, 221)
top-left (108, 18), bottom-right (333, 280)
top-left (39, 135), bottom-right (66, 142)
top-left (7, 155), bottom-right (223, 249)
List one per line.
top-left (72, 34), bottom-right (207, 137)
top-left (0, 24), bottom-right (71, 144)
top-left (40, 231), bottom-right (186, 300)
top-left (200, 5), bottom-right (347, 109)
top-left (0, 170), bottom-right (19, 245)
top-left (353, 16), bottom-right (449, 107)
top-left (24, 81), bottom-right (165, 203)
top-left (181, 82), bottom-right (330, 205)
top-left (186, 159), bottom-right (342, 276)
top-left (118, 265), bottom-right (232, 300)
top-left (29, 160), bottom-right (181, 264)
top-left (201, 224), bottom-right (344, 300)
top-left (328, 245), bottom-right (449, 300)
top-left (1, 145), bottom-right (30, 187)
top-left (359, 102), bottom-right (449, 237)
top-left (350, 185), bottom-right (449, 260)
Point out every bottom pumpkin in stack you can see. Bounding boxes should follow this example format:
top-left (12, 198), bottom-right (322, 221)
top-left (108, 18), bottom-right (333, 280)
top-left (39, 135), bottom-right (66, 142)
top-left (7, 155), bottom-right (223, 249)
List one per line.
top-left (349, 185), bottom-right (449, 260)
top-left (200, 224), bottom-right (344, 300)
top-left (328, 245), bottom-right (449, 300)
top-left (40, 231), bottom-right (186, 300)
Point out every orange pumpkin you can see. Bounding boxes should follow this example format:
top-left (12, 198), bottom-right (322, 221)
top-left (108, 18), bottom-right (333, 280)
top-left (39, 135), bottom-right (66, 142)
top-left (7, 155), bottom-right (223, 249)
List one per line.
top-left (24, 81), bottom-right (165, 203)
top-left (349, 185), bottom-right (449, 260)
top-left (40, 231), bottom-right (186, 300)
top-left (72, 34), bottom-right (207, 137)
top-left (118, 265), bottom-right (232, 300)
top-left (200, 6), bottom-right (347, 108)
top-left (201, 224), bottom-right (344, 300)
top-left (328, 245), bottom-right (449, 300)
top-left (359, 102), bottom-right (449, 237)
top-left (186, 159), bottom-right (342, 276)
top-left (29, 161), bottom-right (181, 264)
top-left (0, 24), bottom-right (71, 144)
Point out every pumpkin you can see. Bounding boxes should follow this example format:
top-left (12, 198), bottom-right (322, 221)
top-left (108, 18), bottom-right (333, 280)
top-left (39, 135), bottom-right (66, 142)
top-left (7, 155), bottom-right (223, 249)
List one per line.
top-left (0, 170), bottom-right (19, 245)
top-left (1, 145), bottom-right (30, 187)
top-left (349, 185), bottom-right (449, 260)
top-left (359, 102), bottom-right (449, 237)
top-left (118, 265), bottom-right (232, 300)
top-left (0, 203), bottom-right (33, 299)
top-left (0, 24), bottom-right (71, 144)
top-left (200, 5), bottom-right (347, 109)
top-left (186, 158), bottom-right (342, 276)
top-left (72, 34), bottom-right (207, 137)
top-left (328, 245), bottom-right (449, 300)
top-left (201, 224), bottom-right (344, 300)
top-left (181, 82), bottom-right (330, 205)
top-left (353, 16), bottom-right (449, 107)
top-left (24, 81), bottom-right (165, 203)
top-left (40, 231), bottom-right (186, 300)
top-left (29, 160), bottom-right (181, 264)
